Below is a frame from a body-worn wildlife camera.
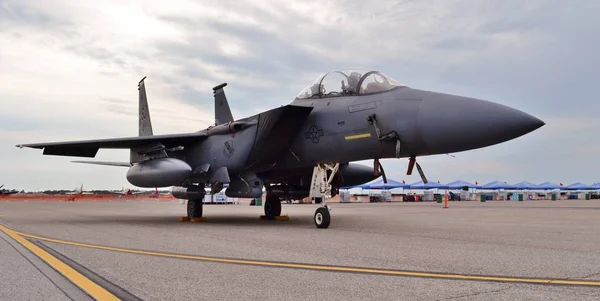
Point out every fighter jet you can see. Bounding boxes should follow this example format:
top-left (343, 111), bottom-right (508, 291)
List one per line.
top-left (0, 185), bottom-right (19, 195)
top-left (109, 187), bottom-right (150, 196)
top-left (65, 184), bottom-right (94, 195)
top-left (16, 69), bottom-right (544, 228)
top-left (117, 187), bottom-right (160, 197)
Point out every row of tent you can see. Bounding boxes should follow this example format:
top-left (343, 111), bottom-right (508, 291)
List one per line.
top-left (343, 178), bottom-right (600, 190)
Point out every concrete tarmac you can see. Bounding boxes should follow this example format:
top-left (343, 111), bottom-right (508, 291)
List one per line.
top-left (1, 199), bottom-right (599, 300)
top-left (0, 231), bottom-right (71, 301)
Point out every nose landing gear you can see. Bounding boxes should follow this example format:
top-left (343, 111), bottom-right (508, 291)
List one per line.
top-left (309, 162), bottom-right (340, 229)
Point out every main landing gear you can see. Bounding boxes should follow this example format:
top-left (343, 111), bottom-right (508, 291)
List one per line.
top-left (264, 194), bottom-right (282, 218)
top-left (309, 162), bottom-right (340, 229)
top-left (187, 198), bottom-right (203, 220)
top-left (260, 184), bottom-right (283, 220)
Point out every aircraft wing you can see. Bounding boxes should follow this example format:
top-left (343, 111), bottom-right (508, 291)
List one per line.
top-left (16, 132), bottom-right (208, 158)
top-left (71, 161), bottom-right (132, 167)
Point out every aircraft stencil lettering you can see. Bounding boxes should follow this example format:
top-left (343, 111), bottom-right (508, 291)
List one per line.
top-left (348, 102), bottom-right (377, 113)
top-left (17, 68), bottom-right (544, 228)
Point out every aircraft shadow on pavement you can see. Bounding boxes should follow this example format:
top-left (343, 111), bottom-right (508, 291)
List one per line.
top-left (44, 215), bottom-right (309, 228)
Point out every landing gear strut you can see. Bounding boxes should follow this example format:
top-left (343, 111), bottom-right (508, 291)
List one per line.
top-left (309, 162), bottom-right (340, 229)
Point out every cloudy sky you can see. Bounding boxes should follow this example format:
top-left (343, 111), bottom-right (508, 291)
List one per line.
top-left (0, 0), bottom-right (598, 191)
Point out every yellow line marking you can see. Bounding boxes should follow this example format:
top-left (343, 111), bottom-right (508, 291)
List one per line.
top-left (345, 133), bottom-right (371, 140)
top-left (7, 227), bottom-right (600, 287)
top-left (0, 225), bottom-right (120, 300)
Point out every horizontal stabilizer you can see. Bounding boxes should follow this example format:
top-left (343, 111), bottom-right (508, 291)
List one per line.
top-left (71, 161), bottom-right (132, 167)
top-left (16, 132), bottom-right (207, 158)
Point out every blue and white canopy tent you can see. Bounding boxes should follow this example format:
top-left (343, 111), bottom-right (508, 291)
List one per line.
top-left (512, 181), bottom-right (541, 190)
top-left (368, 179), bottom-right (411, 190)
top-left (590, 182), bottom-right (600, 190)
top-left (479, 181), bottom-right (517, 201)
top-left (444, 180), bottom-right (480, 200)
top-left (446, 180), bottom-right (481, 190)
top-left (343, 177), bottom-right (410, 190)
top-left (537, 182), bottom-right (563, 190)
top-left (409, 181), bottom-right (450, 190)
top-left (480, 180), bottom-right (517, 190)
top-left (564, 182), bottom-right (593, 190)
top-left (406, 181), bottom-right (450, 201)
top-left (511, 181), bottom-right (542, 200)
top-left (341, 177), bottom-right (409, 202)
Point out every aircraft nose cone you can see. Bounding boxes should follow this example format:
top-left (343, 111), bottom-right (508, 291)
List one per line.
top-left (417, 93), bottom-right (544, 154)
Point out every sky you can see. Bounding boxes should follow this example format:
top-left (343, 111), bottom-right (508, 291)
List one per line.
top-left (0, 0), bottom-right (598, 191)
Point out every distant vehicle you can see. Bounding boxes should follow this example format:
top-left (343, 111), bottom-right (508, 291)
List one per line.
top-left (200, 194), bottom-right (238, 204)
top-left (215, 194), bottom-right (226, 204)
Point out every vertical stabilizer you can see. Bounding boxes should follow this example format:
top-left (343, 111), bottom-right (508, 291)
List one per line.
top-left (213, 83), bottom-right (234, 125)
top-left (131, 76), bottom-right (154, 163)
top-left (138, 76), bottom-right (153, 136)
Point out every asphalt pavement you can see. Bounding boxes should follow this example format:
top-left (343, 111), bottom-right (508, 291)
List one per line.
top-left (1, 199), bottom-right (599, 300)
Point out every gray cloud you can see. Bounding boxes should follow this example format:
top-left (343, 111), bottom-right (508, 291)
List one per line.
top-left (0, 1), bottom-right (56, 28)
top-left (63, 44), bottom-right (129, 69)
top-left (0, 0), bottom-right (598, 190)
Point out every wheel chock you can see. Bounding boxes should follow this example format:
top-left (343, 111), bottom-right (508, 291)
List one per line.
top-left (179, 216), bottom-right (190, 222)
top-left (260, 215), bottom-right (290, 221)
top-left (190, 217), bottom-right (206, 223)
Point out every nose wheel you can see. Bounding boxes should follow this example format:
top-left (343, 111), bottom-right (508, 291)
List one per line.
top-left (309, 163), bottom-right (340, 229)
top-left (314, 206), bottom-right (331, 228)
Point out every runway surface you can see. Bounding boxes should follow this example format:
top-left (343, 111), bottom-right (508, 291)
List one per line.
top-left (1, 199), bottom-right (600, 300)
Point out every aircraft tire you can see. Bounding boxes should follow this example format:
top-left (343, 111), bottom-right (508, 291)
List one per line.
top-left (187, 199), bottom-right (203, 219)
top-left (314, 207), bottom-right (330, 229)
top-left (264, 195), bottom-right (282, 217)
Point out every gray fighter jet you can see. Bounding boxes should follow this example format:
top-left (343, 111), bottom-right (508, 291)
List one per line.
top-left (16, 69), bottom-right (544, 228)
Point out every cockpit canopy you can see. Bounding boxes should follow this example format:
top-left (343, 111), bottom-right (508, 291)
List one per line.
top-left (296, 69), bottom-right (403, 99)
